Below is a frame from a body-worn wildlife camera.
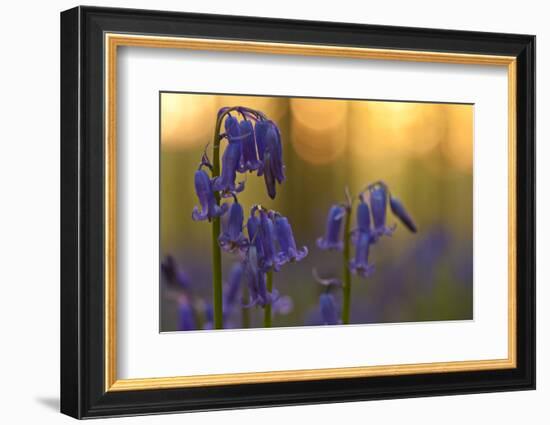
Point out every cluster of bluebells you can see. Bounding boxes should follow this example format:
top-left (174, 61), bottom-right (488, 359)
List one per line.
top-left (161, 256), bottom-right (293, 330)
top-left (191, 106), bottom-right (285, 224)
top-left (226, 204), bottom-right (308, 308)
top-left (192, 106), bottom-right (306, 316)
top-left (317, 181), bottom-right (417, 278)
top-left (312, 182), bottom-right (417, 324)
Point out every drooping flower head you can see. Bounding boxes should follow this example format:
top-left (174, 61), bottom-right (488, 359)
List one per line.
top-left (319, 293), bottom-right (339, 325)
top-left (246, 210), bottom-right (263, 257)
top-left (258, 209), bottom-right (278, 271)
top-left (368, 182), bottom-right (395, 239)
top-left (356, 197), bottom-right (372, 235)
top-left (224, 114), bottom-right (241, 144)
top-left (272, 213), bottom-right (308, 266)
top-left (317, 205), bottom-right (345, 251)
top-left (389, 196), bottom-right (417, 233)
top-left (238, 119), bottom-right (261, 173)
top-left (218, 200), bottom-right (248, 253)
top-left (192, 169), bottom-right (228, 221)
top-left (212, 115), bottom-right (245, 194)
top-left (255, 120), bottom-right (284, 199)
top-left (349, 231), bottom-right (375, 277)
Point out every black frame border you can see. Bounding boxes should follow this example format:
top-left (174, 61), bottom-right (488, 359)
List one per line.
top-left (60, 6), bottom-right (535, 419)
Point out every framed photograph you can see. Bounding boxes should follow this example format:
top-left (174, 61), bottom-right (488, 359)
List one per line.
top-left (60, 6), bottom-right (535, 419)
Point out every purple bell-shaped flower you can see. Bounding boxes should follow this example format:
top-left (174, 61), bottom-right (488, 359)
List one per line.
top-left (389, 196), bottom-right (417, 233)
top-left (273, 214), bottom-right (308, 266)
top-left (192, 169), bottom-right (228, 221)
top-left (238, 119), bottom-right (261, 173)
top-left (218, 201), bottom-right (248, 253)
top-left (349, 231), bottom-right (375, 277)
top-left (255, 120), bottom-right (285, 199)
top-left (317, 205), bottom-right (345, 250)
top-left (319, 293), bottom-right (339, 325)
top-left (369, 183), bottom-right (395, 239)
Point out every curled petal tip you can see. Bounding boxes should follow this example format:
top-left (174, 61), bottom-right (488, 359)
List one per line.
top-left (191, 207), bottom-right (208, 221)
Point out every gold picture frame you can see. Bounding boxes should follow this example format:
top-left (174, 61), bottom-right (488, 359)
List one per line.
top-left (104, 33), bottom-right (517, 392)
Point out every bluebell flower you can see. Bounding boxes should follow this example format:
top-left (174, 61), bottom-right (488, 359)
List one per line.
top-left (349, 231), bottom-right (375, 277)
top-left (389, 196), bottom-right (417, 233)
top-left (160, 255), bottom-right (191, 291)
top-left (178, 299), bottom-right (196, 331)
top-left (272, 213), bottom-right (308, 265)
top-left (224, 114), bottom-right (241, 144)
top-left (255, 120), bottom-right (284, 199)
top-left (212, 116), bottom-right (245, 194)
top-left (192, 169), bottom-right (229, 221)
top-left (317, 205), bottom-right (345, 250)
top-left (254, 120), bottom-right (269, 162)
top-left (243, 246), bottom-right (276, 308)
top-left (356, 198), bottom-right (372, 235)
top-left (319, 293), bottom-right (338, 325)
top-left (223, 262), bottom-right (244, 318)
top-left (218, 201), bottom-right (248, 253)
top-left (369, 183), bottom-right (395, 239)
top-left (258, 209), bottom-right (278, 271)
top-left (238, 120), bottom-right (261, 173)
top-left (246, 211), bottom-right (264, 257)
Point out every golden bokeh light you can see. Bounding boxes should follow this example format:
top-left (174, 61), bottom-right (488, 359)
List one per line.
top-left (161, 93), bottom-right (217, 150)
top-left (160, 93), bottom-right (473, 174)
top-left (349, 101), bottom-right (446, 159)
top-left (441, 104), bottom-right (474, 171)
top-left (290, 98), bottom-right (349, 165)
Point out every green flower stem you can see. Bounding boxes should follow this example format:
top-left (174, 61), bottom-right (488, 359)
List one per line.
top-left (264, 270), bottom-right (273, 327)
top-left (241, 284), bottom-right (250, 328)
top-left (342, 207), bottom-right (352, 324)
top-left (211, 118), bottom-right (223, 329)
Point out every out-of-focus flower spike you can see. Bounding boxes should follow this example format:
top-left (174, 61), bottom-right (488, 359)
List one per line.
top-left (272, 295), bottom-right (293, 316)
top-left (223, 262), bottom-right (244, 319)
top-left (389, 196), bottom-right (418, 233)
top-left (178, 299), bottom-right (196, 331)
top-left (160, 255), bottom-right (191, 291)
top-left (368, 183), bottom-right (395, 239)
top-left (319, 293), bottom-right (339, 325)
